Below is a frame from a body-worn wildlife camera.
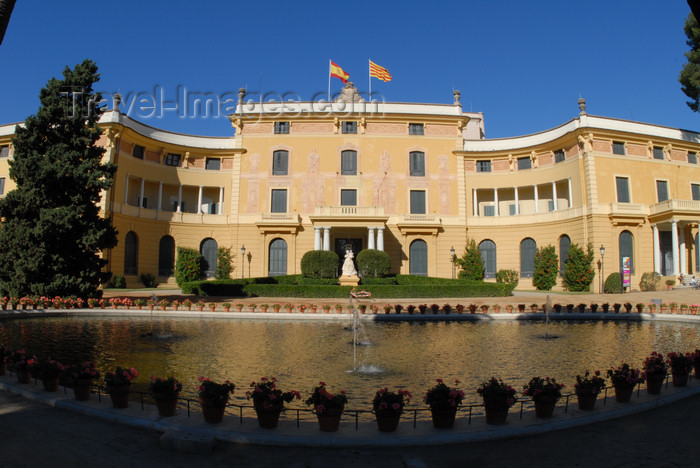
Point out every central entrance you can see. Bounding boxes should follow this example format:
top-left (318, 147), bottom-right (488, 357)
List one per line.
top-left (335, 238), bottom-right (363, 273)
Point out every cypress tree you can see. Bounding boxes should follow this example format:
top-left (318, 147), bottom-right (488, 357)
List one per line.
top-left (0, 59), bottom-right (117, 298)
top-left (562, 243), bottom-right (595, 292)
top-left (532, 245), bottom-right (558, 290)
top-left (455, 239), bottom-right (484, 281)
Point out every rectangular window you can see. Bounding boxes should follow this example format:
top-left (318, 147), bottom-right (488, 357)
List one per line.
top-left (208, 203), bottom-right (218, 215)
top-left (476, 160), bottom-right (492, 172)
top-left (689, 152), bottom-right (698, 164)
top-left (509, 204), bottom-right (518, 216)
top-left (692, 183), bottom-right (700, 201)
top-left (165, 153), bottom-right (181, 167)
top-left (616, 177), bottom-right (630, 203)
top-left (205, 158), bottom-right (221, 170)
top-left (554, 149), bottom-right (565, 163)
top-left (656, 180), bottom-right (669, 202)
top-left (409, 152), bottom-right (425, 176)
top-left (132, 145), bottom-right (144, 159)
top-left (271, 189), bottom-right (287, 213)
top-left (274, 122), bottom-right (289, 134)
top-left (172, 201), bottom-right (185, 212)
top-left (0, 145), bottom-right (8, 158)
top-left (341, 150), bottom-right (357, 175)
top-left (653, 146), bottom-right (664, 160)
top-left (517, 157), bottom-right (531, 170)
top-left (548, 200), bottom-right (555, 212)
top-left (341, 121), bottom-right (357, 134)
top-left (483, 205), bottom-right (495, 216)
top-left (612, 141), bottom-right (625, 155)
top-left (340, 189), bottom-right (357, 206)
top-left (409, 123), bottom-right (424, 135)
top-left (137, 196), bottom-right (148, 208)
top-left (410, 190), bottom-right (426, 214)
top-left (0, 177), bottom-right (5, 195)
top-left (272, 150), bottom-right (288, 175)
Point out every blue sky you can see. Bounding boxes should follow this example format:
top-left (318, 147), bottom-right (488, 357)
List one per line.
top-left (0, 1), bottom-right (697, 138)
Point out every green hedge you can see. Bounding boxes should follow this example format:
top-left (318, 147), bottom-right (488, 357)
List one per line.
top-left (300, 250), bottom-right (339, 278)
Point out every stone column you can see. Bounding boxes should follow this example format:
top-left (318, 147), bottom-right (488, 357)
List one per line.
top-left (323, 227), bottom-right (331, 251)
top-left (534, 184), bottom-right (539, 213)
top-left (197, 186), bottom-right (203, 214)
top-left (377, 227), bottom-right (385, 251)
top-left (680, 227), bottom-right (687, 274)
top-left (218, 187), bottom-right (224, 215)
top-left (494, 188), bottom-right (499, 216)
top-left (552, 181), bottom-right (558, 211)
top-left (567, 178), bottom-right (573, 209)
top-left (653, 224), bottom-right (661, 273)
top-left (368, 227), bottom-right (376, 250)
top-left (473, 188), bottom-right (478, 216)
top-left (314, 227), bottom-right (322, 250)
top-left (124, 174), bottom-right (129, 204)
top-left (514, 186), bottom-right (519, 215)
top-left (672, 220), bottom-right (680, 275)
top-left (157, 182), bottom-right (162, 212)
top-left (176, 184), bottom-right (182, 212)
top-left (139, 177), bottom-right (145, 211)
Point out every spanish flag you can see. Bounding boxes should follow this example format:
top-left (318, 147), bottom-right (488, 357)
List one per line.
top-left (330, 61), bottom-right (349, 83)
top-left (369, 60), bottom-right (392, 82)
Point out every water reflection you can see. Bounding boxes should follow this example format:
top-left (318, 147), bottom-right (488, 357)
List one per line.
top-left (1, 317), bottom-right (699, 411)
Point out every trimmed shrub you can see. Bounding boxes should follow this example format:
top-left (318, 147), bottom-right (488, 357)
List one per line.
top-left (532, 245), bottom-right (558, 290)
top-left (111, 275), bottom-right (126, 289)
top-left (175, 247), bottom-right (202, 286)
top-left (139, 273), bottom-right (157, 288)
top-left (356, 249), bottom-right (391, 278)
top-left (361, 277), bottom-right (398, 285)
top-left (604, 272), bottom-right (623, 294)
top-left (455, 239), bottom-right (484, 281)
top-left (215, 247), bottom-right (233, 280)
top-left (639, 271), bottom-right (661, 291)
top-left (562, 243), bottom-right (595, 292)
top-left (496, 269), bottom-right (519, 288)
top-left (300, 250), bottom-right (340, 279)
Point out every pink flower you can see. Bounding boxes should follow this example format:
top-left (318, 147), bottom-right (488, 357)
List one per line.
top-left (392, 403), bottom-right (401, 410)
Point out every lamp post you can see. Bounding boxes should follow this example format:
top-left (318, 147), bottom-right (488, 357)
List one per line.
top-left (450, 246), bottom-right (456, 279)
top-left (241, 245), bottom-right (246, 279)
top-left (600, 244), bottom-right (605, 293)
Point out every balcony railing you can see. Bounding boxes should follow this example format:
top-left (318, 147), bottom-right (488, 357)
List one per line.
top-left (650, 199), bottom-right (700, 216)
top-left (112, 202), bottom-right (230, 224)
top-left (313, 206), bottom-right (385, 217)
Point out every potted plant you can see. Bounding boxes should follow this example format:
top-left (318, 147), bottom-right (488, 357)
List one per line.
top-left (104, 366), bottom-right (138, 408)
top-left (10, 349), bottom-right (35, 384)
top-left (372, 387), bottom-right (412, 432)
top-left (248, 302), bottom-right (257, 312)
top-left (481, 304), bottom-right (490, 314)
top-left (304, 381), bottom-right (348, 432)
top-left (406, 305), bottom-right (415, 314)
top-left (669, 302), bottom-right (678, 314)
top-left (590, 303), bottom-right (599, 313)
top-left (418, 304), bottom-right (428, 314)
top-left (322, 304), bottom-right (331, 314)
top-left (157, 299), bottom-right (169, 310)
top-left (171, 299), bottom-right (179, 311)
top-left (223, 303), bottom-right (232, 312)
top-left (208, 302), bottom-right (217, 312)
top-left (198, 377), bottom-right (235, 424)
top-left (260, 303), bottom-right (270, 313)
top-left (334, 304), bottom-right (343, 314)
top-left (471, 304), bottom-right (479, 314)
top-left (623, 302), bottom-right (633, 313)
top-left (358, 304), bottom-right (367, 314)
top-left (518, 304), bottom-right (526, 313)
top-left (182, 299), bottom-right (192, 311)
top-left (666, 279), bottom-right (675, 291)
top-left (491, 304), bottom-right (501, 313)
top-left (576, 303), bottom-right (585, 313)
top-left (424, 378), bottom-right (464, 429)
top-left (607, 363), bottom-right (642, 402)
top-left (284, 303), bottom-right (294, 313)
top-left (196, 300), bottom-right (205, 311)
top-left (531, 304), bottom-right (540, 313)
top-left (601, 303), bottom-right (609, 313)
top-left (147, 299), bottom-right (156, 311)
top-left (477, 378), bottom-right (517, 424)
top-left (66, 361), bottom-right (100, 401)
top-left (298, 304), bottom-right (308, 313)
top-left (109, 297), bottom-right (121, 309)
top-left (455, 304), bottom-right (465, 314)
top-left (642, 352), bottom-right (667, 395)
top-left (30, 358), bottom-right (65, 392)
top-left (691, 304), bottom-right (699, 315)
top-left (649, 303), bottom-right (658, 314)
top-left (149, 376), bottom-right (182, 417)
top-left (694, 349), bottom-right (700, 378)
top-left (394, 304), bottom-right (404, 314)
top-left (660, 303), bottom-right (668, 313)
top-left (247, 376), bottom-right (300, 428)
top-left (9, 297), bottom-right (19, 310)
top-left (382, 304), bottom-right (393, 314)
top-left (636, 303), bottom-right (645, 313)
top-left (430, 303), bottom-right (440, 314)
top-left (680, 303), bottom-right (689, 314)
top-left (522, 376), bottom-right (565, 418)
top-left (574, 370), bottom-right (606, 410)
top-left (443, 304), bottom-right (452, 314)
top-left (553, 303), bottom-right (562, 313)
top-left (666, 352), bottom-right (694, 387)
top-left (0, 296), bottom-right (8, 310)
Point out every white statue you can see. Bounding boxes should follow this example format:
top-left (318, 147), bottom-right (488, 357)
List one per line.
top-left (341, 248), bottom-right (357, 276)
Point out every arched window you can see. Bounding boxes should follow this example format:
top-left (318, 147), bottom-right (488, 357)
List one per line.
top-left (124, 231), bottom-right (138, 275)
top-left (200, 238), bottom-right (218, 278)
top-left (619, 230), bottom-right (634, 274)
top-left (409, 239), bottom-right (428, 276)
top-left (269, 238), bottom-right (287, 276)
top-left (520, 238), bottom-right (536, 277)
top-left (479, 240), bottom-right (497, 278)
top-left (158, 236), bottom-right (175, 277)
top-left (559, 234), bottom-right (571, 276)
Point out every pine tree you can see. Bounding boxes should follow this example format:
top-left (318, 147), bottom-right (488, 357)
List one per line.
top-left (455, 239), bottom-right (484, 281)
top-left (532, 245), bottom-right (558, 290)
top-left (680, 13), bottom-right (700, 112)
top-left (0, 59), bottom-right (117, 298)
top-left (562, 243), bottom-right (595, 292)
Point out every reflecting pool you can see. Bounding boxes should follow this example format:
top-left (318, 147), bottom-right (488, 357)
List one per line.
top-left (2, 316), bottom-right (699, 413)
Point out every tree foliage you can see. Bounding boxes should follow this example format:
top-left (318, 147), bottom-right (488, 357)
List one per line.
top-left (0, 59), bottom-right (117, 298)
top-left (562, 243), bottom-right (595, 292)
top-left (455, 239), bottom-right (484, 281)
top-left (300, 250), bottom-right (339, 279)
top-left (356, 249), bottom-right (391, 278)
top-left (680, 13), bottom-right (700, 112)
top-left (174, 247), bottom-right (201, 286)
top-left (532, 245), bottom-right (558, 290)
top-left (604, 272), bottom-right (623, 294)
top-left (215, 247), bottom-right (233, 280)
top-left (496, 269), bottom-right (519, 288)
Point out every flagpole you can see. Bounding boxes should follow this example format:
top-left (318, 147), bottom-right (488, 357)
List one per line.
top-left (328, 59), bottom-right (331, 101)
top-left (368, 59), bottom-right (371, 101)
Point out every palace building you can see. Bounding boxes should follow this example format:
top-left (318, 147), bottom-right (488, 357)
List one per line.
top-left (1, 83), bottom-right (700, 291)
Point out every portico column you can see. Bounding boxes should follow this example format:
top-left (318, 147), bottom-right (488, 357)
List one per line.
top-left (567, 178), bottom-right (573, 209)
top-left (197, 186), bottom-right (203, 214)
top-left (672, 220), bottom-right (680, 275)
top-left (218, 187), bottom-right (224, 215)
top-left (473, 188), bottom-right (478, 216)
top-left (534, 184), bottom-right (539, 213)
top-left (552, 181), bottom-right (558, 210)
top-left (138, 178), bottom-right (145, 211)
top-left (157, 182), bottom-right (162, 212)
top-left (377, 227), bottom-right (385, 251)
top-left (680, 228), bottom-right (687, 274)
top-left (494, 188), bottom-right (499, 216)
top-left (514, 186), bottom-right (519, 214)
top-left (124, 174), bottom-right (130, 204)
top-left (314, 227), bottom-right (322, 250)
top-left (176, 184), bottom-right (182, 212)
top-left (368, 227), bottom-right (376, 250)
top-left (653, 224), bottom-right (661, 273)
top-left (323, 227), bottom-right (331, 251)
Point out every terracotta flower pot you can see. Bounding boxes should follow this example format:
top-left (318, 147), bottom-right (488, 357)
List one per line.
top-left (672, 370), bottom-right (690, 387)
top-left (533, 395), bottom-right (557, 418)
top-left (200, 397), bottom-right (227, 424)
top-left (430, 405), bottom-right (457, 429)
top-left (646, 374), bottom-right (665, 395)
top-left (576, 392), bottom-right (597, 410)
top-left (255, 404), bottom-right (283, 428)
top-left (73, 378), bottom-right (93, 401)
top-left (41, 376), bottom-right (60, 392)
top-left (153, 392), bottom-right (179, 417)
top-left (375, 408), bottom-right (402, 432)
top-left (107, 384), bottom-right (131, 408)
top-left (316, 408), bottom-right (343, 432)
top-left (16, 368), bottom-right (31, 384)
top-left (613, 384), bottom-right (634, 403)
top-left (484, 404), bottom-right (509, 425)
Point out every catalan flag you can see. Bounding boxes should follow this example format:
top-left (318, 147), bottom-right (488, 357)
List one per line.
top-left (330, 60), bottom-right (349, 83)
top-left (369, 60), bottom-right (392, 82)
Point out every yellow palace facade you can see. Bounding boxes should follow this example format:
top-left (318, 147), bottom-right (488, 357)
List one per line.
top-left (2, 86), bottom-right (700, 292)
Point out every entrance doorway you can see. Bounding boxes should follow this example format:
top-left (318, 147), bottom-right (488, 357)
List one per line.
top-left (335, 238), bottom-right (362, 274)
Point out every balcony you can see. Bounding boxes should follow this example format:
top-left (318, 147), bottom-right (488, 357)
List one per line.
top-left (112, 202), bottom-right (231, 224)
top-left (396, 214), bottom-right (442, 234)
top-left (309, 205), bottom-right (388, 228)
top-left (312, 206), bottom-right (385, 217)
top-left (255, 213), bottom-right (302, 233)
top-left (467, 206), bottom-right (585, 226)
